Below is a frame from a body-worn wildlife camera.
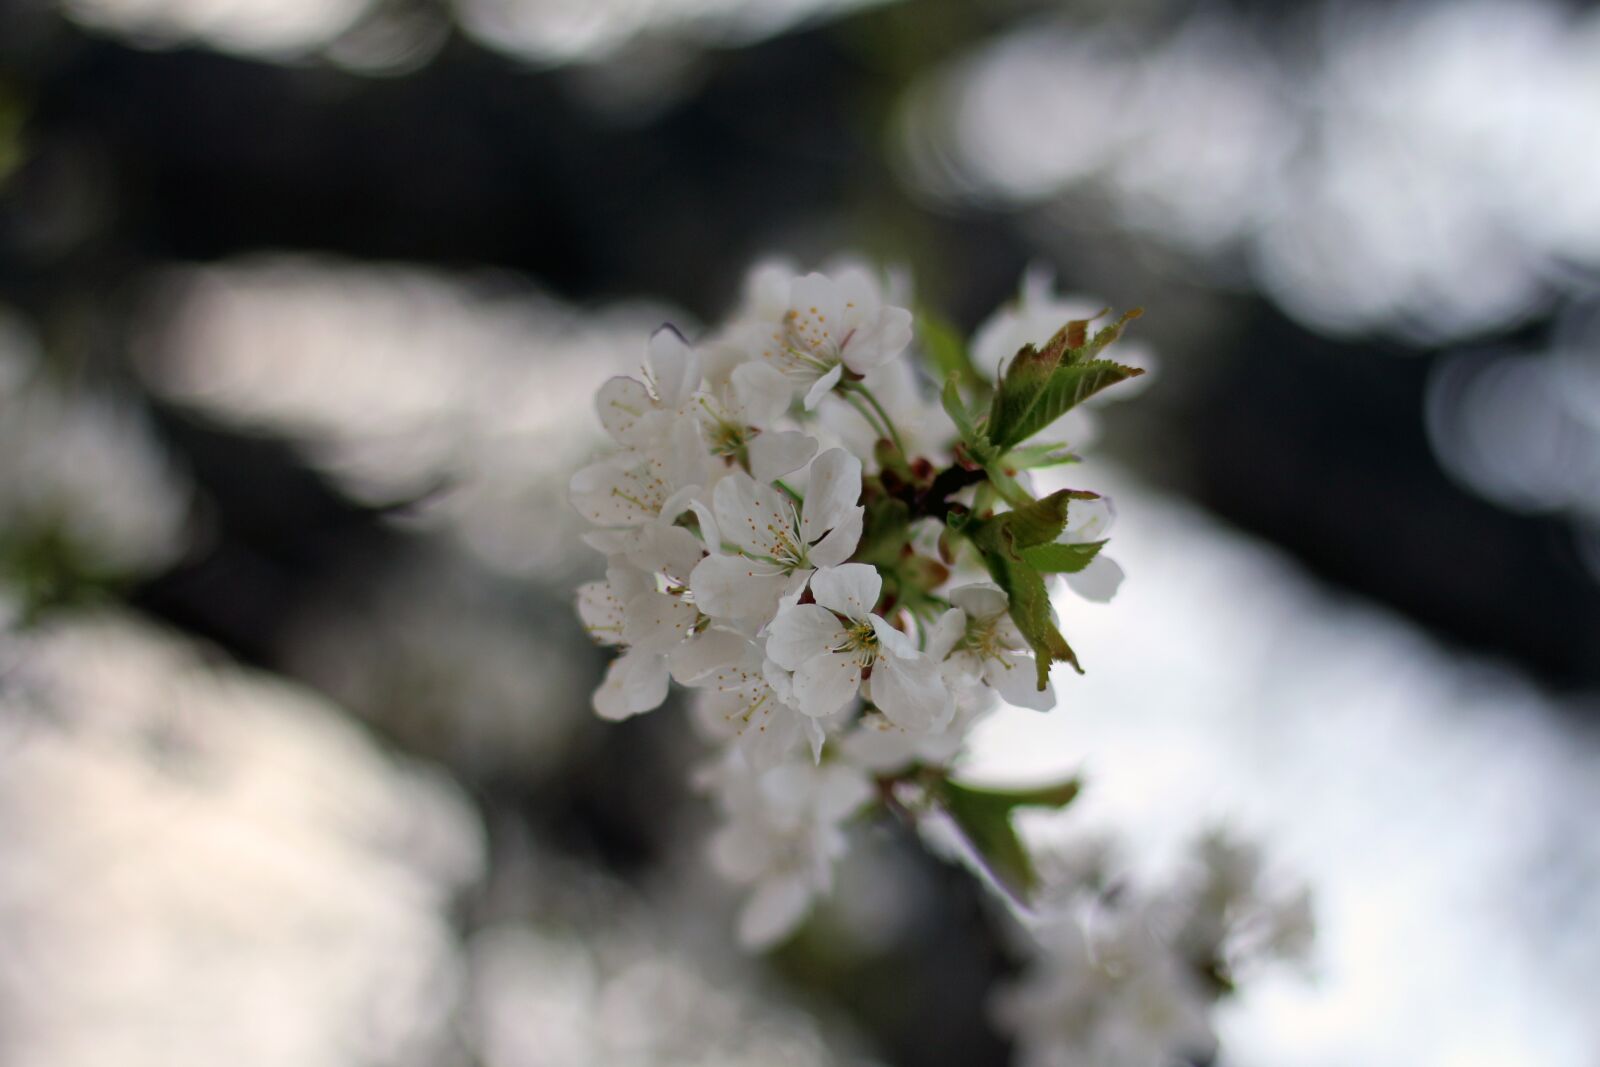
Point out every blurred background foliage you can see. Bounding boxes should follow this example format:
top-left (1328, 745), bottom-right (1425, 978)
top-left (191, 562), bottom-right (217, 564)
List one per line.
top-left (2, 1), bottom-right (1599, 1065)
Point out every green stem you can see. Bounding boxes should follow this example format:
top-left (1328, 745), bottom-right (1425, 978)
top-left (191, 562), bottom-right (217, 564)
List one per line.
top-left (845, 382), bottom-right (908, 456)
top-left (981, 465), bottom-right (1035, 509)
top-left (840, 389), bottom-right (889, 443)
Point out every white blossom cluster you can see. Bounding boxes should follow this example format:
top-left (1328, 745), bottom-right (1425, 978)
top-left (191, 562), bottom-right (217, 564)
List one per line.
top-left (996, 833), bottom-right (1314, 1067)
top-left (570, 259), bottom-right (1135, 949)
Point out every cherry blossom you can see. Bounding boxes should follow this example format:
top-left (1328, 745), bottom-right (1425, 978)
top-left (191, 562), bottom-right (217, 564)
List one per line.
top-left (928, 583), bottom-right (1055, 710)
top-left (730, 268), bottom-right (914, 409)
top-left (689, 448), bottom-right (863, 623)
top-left (703, 754), bottom-right (873, 949)
top-left (765, 563), bottom-right (952, 731)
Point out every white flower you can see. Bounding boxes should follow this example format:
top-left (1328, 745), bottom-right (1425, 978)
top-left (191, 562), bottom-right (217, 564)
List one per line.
top-left (731, 268), bottom-right (914, 410)
top-left (927, 583), bottom-right (1054, 711)
top-left (693, 360), bottom-right (818, 484)
top-left (568, 415), bottom-right (708, 529)
top-left (577, 556), bottom-right (747, 721)
top-left (688, 639), bottom-right (827, 767)
top-left (704, 756), bottom-right (873, 949)
top-left (766, 563), bottom-right (953, 730)
top-left (689, 448), bottom-right (863, 623)
top-left (594, 325), bottom-right (702, 448)
top-left (838, 702), bottom-right (992, 774)
top-left (1055, 496), bottom-right (1125, 604)
top-left (577, 568), bottom-right (669, 720)
top-left (995, 903), bottom-right (1217, 1067)
top-left (1179, 831), bottom-right (1316, 973)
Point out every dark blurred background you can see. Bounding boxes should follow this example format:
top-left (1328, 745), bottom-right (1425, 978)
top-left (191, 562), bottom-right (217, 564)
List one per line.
top-left (2, 1), bottom-right (1598, 1065)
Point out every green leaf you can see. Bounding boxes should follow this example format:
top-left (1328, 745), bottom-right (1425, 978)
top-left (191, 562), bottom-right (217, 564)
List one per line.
top-left (1003, 443), bottom-right (1082, 469)
top-left (997, 489), bottom-right (1096, 549)
top-left (967, 510), bottom-right (1083, 687)
top-left (1022, 539), bottom-right (1107, 574)
top-left (941, 776), bottom-right (1082, 900)
top-left (947, 776), bottom-right (1083, 811)
top-left (941, 374), bottom-right (995, 465)
top-left (985, 309), bottom-right (1145, 452)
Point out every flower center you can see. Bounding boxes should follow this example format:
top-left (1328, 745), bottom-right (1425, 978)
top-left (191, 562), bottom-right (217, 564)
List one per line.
top-left (763, 508), bottom-right (808, 570)
top-left (963, 618), bottom-right (1014, 663)
top-left (697, 396), bottom-right (750, 457)
top-left (835, 619), bottom-right (879, 667)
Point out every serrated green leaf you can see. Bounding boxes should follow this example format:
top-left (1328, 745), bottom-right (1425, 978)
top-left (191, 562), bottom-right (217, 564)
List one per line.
top-left (968, 519), bottom-right (1082, 687)
top-left (990, 359), bottom-right (1145, 451)
top-left (941, 776), bottom-right (1082, 901)
top-left (1022, 539), bottom-right (1107, 574)
top-left (985, 309), bottom-right (1145, 452)
top-left (986, 342), bottom-right (1055, 450)
top-left (998, 489), bottom-right (1097, 550)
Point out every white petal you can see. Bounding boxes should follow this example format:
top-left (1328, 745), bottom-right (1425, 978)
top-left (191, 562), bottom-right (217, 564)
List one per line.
top-left (802, 363), bottom-right (843, 410)
top-left (605, 558), bottom-right (654, 602)
top-left (749, 430), bottom-right (818, 484)
top-left (712, 471), bottom-right (795, 560)
top-left (1062, 494), bottom-right (1116, 542)
top-left (868, 613), bottom-right (918, 659)
top-left (575, 581), bottom-right (627, 647)
top-left (833, 267), bottom-right (882, 326)
top-left (941, 649), bottom-right (985, 689)
top-left (986, 652), bottom-right (1054, 711)
top-left (799, 447), bottom-right (862, 543)
top-left (738, 874), bottom-right (813, 950)
top-left (870, 653), bottom-right (953, 732)
top-left (924, 607), bottom-right (967, 662)
top-left (581, 528), bottom-right (636, 556)
top-left (765, 569), bottom-right (813, 629)
top-left (730, 361), bottom-right (792, 427)
top-left (804, 717), bottom-right (826, 764)
top-left (689, 553), bottom-right (789, 621)
top-left (809, 563), bottom-right (881, 621)
top-left (807, 505), bottom-right (862, 567)
top-left (647, 324), bottom-right (701, 408)
top-left (709, 821), bottom-right (776, 883)
top-left (793, 652), bottom-right (862, 718)
top-left (744, 260), bottom-right (795, 319)
top-left (1064, 553), bottom-right (1124, 603)
top-left (816, 764), bottom-right (874, 819)
top-left (687, 497), bottom-right (721, 552)
top-left (622, 590), bottom-right (698, 653)
top-left (764, 603), bottom-right (846, 671)
top-left (595, 376), bottom-right (654, 445)
top-left (670, 627), bottom-right (749, 686)
top-left (626, 523), bottom-right (704, 583)
top-left (841, 304), bottom-right (912, 374)
top-left (949, 582), bottom-right (1008, 621)
top-left (568, 458), bottom-right (661, 527)
top-left (660, 415), bottom-right (711, 488)
top-left (788, 273), bottom-right (845, 344)
top-left (592, 649), bottom-right (669, 720)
